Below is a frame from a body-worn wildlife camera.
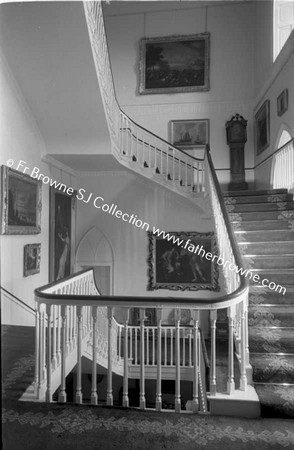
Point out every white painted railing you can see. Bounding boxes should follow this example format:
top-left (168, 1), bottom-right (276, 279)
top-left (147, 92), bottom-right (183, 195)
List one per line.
top-left (271, 138), bottom-right (294, 193)
top-left (83, 1), bottom-right (205, 195)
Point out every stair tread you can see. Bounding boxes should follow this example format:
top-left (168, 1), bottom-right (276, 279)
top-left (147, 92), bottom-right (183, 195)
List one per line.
top-left (223, 188), bottom-right (288, 196)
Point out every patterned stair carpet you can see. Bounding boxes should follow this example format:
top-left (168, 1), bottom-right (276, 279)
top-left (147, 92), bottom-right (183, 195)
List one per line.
top-left (225, 188), bottom-right (294, 419)
top-left (2, 325), bottom-right (294, 449)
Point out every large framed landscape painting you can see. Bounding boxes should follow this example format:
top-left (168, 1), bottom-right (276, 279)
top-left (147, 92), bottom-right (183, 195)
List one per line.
top-left (49, 187), bottom-right (76, 282)
top-left (147, 231), bottom-right (219, 291)
top-left (139, 33), bottom-right (210, 95)
top-left (1, 165), bottom-right (42, 235)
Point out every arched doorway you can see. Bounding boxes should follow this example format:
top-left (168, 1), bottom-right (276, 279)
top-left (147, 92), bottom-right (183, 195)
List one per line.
top-left (76, 227), bottom-right (114, 295)
top-left (271, 127), bottom-right (293, 191)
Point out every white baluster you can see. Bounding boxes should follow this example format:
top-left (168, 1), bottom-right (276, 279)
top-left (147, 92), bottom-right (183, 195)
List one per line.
top-left (45, 304), bottom-right (52, 402)
top-left (156, 309), bottom-right (162, 411)
top-left (210, 310), bottom-right (217, 396)
top-left (192, 311), bottom-right (199, 412)
top-left (52, 305), bottom-right (57, 370)
top-left (123, 309), bottom-right (129, 407)
top-left (227, 307), bottom-right (235, 395)
top-left (139, 308), bottom-right (146, 409)
top-left (91, 306), bottom-right (98, 405)
top-left (152, 328), bottom-right (155, 366)
top-left (107, 306), bottom-right (113, 406)
top-left (146, 326), bottom-right (149, 365)
top-left (75, 306), bottom-right (83, 404)
top-left (170, 328), bottom-right (173, 365)
top-left (164, 328), bottom-right (167, 366)
top-left (240, 301), bottom-right (247, 391)
top-left (34, 304), bottom-right (40, 394)
top-left (175, 310), bottom-right (181, 412)
top-left (58, 305), bottom-right (67, 403)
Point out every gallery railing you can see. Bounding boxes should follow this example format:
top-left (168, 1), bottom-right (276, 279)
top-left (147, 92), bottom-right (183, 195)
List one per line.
top-left (83, 1), bottom-right (205, 194)
top-left (271, 138), bottom-right (294, 193)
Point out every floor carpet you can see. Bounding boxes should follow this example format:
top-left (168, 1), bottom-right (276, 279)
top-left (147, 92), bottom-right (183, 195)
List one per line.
top-left (2, 325), bottom-right (294, 449)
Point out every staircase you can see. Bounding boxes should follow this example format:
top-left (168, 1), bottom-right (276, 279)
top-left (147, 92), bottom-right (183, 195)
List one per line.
top-left (225, 188), bottom-right (294, 419)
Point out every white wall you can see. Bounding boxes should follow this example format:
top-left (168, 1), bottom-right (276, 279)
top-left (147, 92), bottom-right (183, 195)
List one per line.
top-left (104, 1), bottom-right (255, 187)
top-left (253, 1), bottom-right (294, 188)
top-left (75, 170), bottom-right (222, 301)
top-left (0, 53), bottom-right (74, 322)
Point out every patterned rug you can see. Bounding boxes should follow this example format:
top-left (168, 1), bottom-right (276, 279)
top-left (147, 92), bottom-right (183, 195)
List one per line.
top-left (225, 188), bottom-right (294, 419)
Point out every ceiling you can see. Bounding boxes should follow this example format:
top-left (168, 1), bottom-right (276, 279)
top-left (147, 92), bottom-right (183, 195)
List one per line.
top-left (0, 1), bottom-right (112, 171)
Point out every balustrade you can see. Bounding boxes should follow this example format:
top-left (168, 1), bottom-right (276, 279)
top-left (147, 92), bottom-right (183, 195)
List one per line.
top-left (271, 138), bottom-right (294, 192)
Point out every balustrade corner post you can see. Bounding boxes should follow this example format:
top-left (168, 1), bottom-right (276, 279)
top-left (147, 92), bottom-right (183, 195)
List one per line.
top-left (34, 302), bottom-right (40, 394)
top-left (75, 305), bottom-right (83, 404)
top-left (245, 295), bottom-right (250, 366)
top-left (106, 306), bottom-right (113, 406)
top-left (156, 308), bottom-right (162, 412)
top-left (91, 306), bottom-right (98, 405)
top-left (192, 310), bottom-right (199, 413)
top-left (227, 307), bottom-right (235, 395)
top-left (210, 309), bottom-right (217, 396)
top-left (122, 308), bottom-right (130, 408)
top-left (174, 309), bottom-right (181, 413)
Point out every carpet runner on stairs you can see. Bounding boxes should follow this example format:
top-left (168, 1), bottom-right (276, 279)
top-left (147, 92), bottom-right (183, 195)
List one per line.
top-left (224, 188), bottom-right (294, 419)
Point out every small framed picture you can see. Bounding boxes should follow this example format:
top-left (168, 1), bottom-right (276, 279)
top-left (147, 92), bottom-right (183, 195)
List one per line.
top-left (170, 119), bottom-right (209, 149)
top-left (277, 89), bottom-right (288, 117)
top-left (1, 166), bottom-right (42, 235)
top-left (24, 243), bottom-right (41, 277)
top-left (255, 100), bottom-right (270, 155)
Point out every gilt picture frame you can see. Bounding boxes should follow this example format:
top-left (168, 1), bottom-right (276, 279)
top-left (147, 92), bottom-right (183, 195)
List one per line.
top-left (49, 187), bottom-right (76, 282)
top-left (147, 231), bottom-right (219, 291)
top-left (139, 33), bottom-right (210, 95)
top-left (23, 243), bottom-right (41, 277)
top-left (255, 100), bottom-right (270, 155)
top-left (170, 119), bottom-right (209, 149)
top-left (1, 165), bottom-right (42, 235)
top-left (277, 88), bottom-right (288, 117)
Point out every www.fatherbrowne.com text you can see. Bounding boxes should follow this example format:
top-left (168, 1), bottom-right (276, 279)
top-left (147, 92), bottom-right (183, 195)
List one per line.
top-left (9, 159), bottom-right (286, 295)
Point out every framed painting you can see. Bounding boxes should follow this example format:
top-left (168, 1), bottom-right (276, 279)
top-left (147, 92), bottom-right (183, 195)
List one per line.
top-left (139, 33), bottom-right (210, 95)
top-left (170, 119), bottom-right (209, 149)
top-left (1, 165), bottom-right (42, 235)
top-left (49, 187), bottom-right (76, 282)
top-left (277, 88), bottom-right (288, 117)
top-left (132, 308), bottom-right (156, 326)
top-left (23, 243), bottom-right (41, 277)
top-left (147, 231), bottom-right (219, 291)
top-left (255, 100), bottom-right (270, 155)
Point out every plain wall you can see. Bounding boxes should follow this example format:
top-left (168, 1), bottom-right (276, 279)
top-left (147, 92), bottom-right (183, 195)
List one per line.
top-left (0, 53), bottom-right (74, 322)
top-left (104, 1), bottom-right (255, 187)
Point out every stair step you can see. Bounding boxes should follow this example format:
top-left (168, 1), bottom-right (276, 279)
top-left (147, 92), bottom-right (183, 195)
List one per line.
top-left (254, 384), bottom-right (294, 419)
top-left (223, 188), bottom-right (288, 197)
top-left (238, 241), bottom-right (294, 255)
top-left (225, 193), bottom-right (292, 205)
top-left (243, 254), bottom-right (294, 269)
top-left (248, 305), bottom-right (294, 327)
top-left (249, 286), bottom-right (294, 305)
top-left (232, 220), bottom-right (291, 231)
top-left (248, 269), bottom-right (294, 287)
top-left (249, 327), bottom-right (294, 354)
top-left (250, 354), bottom-right (294, 384)
top-left (235, 229), bottom-right (294, 242)
top-left (228, 202), bottom-right (294, 213)
top-left (229, 210), bottom-right (294, 221)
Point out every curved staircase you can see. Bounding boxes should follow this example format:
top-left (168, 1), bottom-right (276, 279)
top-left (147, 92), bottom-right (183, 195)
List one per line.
top-left (225, 188), bottom-right (294, 419)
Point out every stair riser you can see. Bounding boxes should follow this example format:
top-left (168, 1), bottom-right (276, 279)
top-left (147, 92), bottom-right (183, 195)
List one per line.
top-left (249, 288), bottom-right (294, 305)
top-left (224, 189), bottom-right (288, 197)
top-left (251, 354), bottom-right (294, 384)
top-left (231, 221), bottom-right (291, 231)
top-left (248, 308), bottom-right (294, 327)
top-left (228, 202), bottom-right (294, 213)
top-left (244, 257), bottom-right (294, 269)
top-left (225, 194), bottom-right (292, 204)
top-left (249, 274), bottom-right (294, 288)
top-left (239, 242), bottom-right (294, 255)
top-left (249, 330), bottom-right (294, 354)
top-left (230, 210), bottom-right (293, 221)
top-left (235, 230), bottom-right (294, 242)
